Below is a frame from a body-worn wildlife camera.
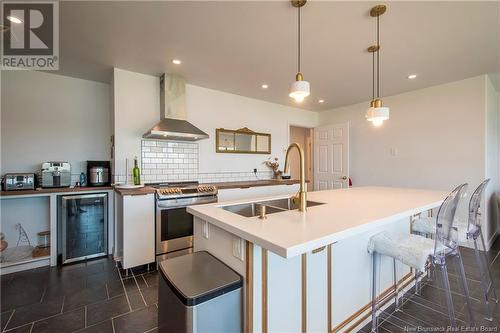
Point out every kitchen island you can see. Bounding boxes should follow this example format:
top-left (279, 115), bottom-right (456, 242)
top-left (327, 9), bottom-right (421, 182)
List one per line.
top-left (187, 186), bottom-right (448, 333)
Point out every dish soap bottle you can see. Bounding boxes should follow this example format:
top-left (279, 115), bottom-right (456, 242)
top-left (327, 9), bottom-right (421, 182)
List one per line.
top-left (133, 157), bottom-right (141, 185)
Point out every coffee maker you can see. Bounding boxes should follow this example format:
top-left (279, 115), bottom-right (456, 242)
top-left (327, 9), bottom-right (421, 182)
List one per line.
top-left (87, 161), bottom-right (111, 186)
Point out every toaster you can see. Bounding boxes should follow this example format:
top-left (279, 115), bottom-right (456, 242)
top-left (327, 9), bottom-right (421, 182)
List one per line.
top-left (2, 173), bottom-right (36, 191)
top-left (41, 162), bottom-right (71, 188)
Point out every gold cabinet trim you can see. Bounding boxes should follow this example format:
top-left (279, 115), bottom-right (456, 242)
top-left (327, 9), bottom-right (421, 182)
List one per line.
top-left (262, 249), bottom-right (268, 333)
top-left (245, 242), bottom-right (254, 333)
top-left (327, 244), bottom-right (332, 333)
top-left (301, 253), bottom-right (307, 333)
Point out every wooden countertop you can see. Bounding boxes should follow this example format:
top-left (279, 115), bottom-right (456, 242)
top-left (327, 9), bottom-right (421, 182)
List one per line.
top-left (113, 179), bottom-right (305, 196)
top-left (114, 186), bottom-right (157, 196)
top-left (1, 186), bottom-right (113, 197)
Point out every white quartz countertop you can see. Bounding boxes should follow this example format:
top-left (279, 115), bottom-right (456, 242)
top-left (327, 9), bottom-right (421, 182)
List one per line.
top-left (187, 186), bottom-right (448, 258)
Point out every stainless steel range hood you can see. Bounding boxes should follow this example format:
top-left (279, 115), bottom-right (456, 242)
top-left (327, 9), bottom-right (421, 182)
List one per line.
top-left (142, 74), bottom-right (209, 141)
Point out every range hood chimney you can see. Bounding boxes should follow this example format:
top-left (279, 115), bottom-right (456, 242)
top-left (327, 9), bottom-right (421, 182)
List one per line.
top-left (142, 74), bottom-right (209, 141)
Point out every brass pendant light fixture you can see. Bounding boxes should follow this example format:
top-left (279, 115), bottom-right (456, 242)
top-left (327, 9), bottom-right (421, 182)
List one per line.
top-left (366, 4), bottom-right (389, 127)
top-left (289, 0), bottom-right (310, 103)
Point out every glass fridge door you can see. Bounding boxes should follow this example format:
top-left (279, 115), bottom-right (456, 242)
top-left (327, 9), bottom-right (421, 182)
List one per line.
top-left (60, 193), bottom-right (108, 264)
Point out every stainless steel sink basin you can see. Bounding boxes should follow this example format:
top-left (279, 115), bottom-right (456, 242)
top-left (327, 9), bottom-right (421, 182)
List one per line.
top-left (257, 197), bottom-right (324, 211)
top-left (221, 197), bottom-right (324, 218)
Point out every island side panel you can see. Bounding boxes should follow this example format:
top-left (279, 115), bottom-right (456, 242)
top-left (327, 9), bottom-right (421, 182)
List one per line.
top-left (331, 216), bottom-right (412, 332)
top-left (266, 251), bottom-right (302, 332)
top-left (306, 248), bottom-right (328, 333)
top-left (193, 217), bottom-right (250, 330)
top-left (193, 216), bottom-right (245, 276)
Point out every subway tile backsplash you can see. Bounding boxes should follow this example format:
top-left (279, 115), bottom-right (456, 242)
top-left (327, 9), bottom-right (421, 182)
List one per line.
top-left (141, 140), bottom-right (199, 182)
top-left (140, 139), bottom-right (273, 184)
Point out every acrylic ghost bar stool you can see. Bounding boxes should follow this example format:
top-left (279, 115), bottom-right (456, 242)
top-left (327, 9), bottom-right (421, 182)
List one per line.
top-left (367, 184), bottom-right (475, 332)
top-left (412, 179), bottom-right (498, 321)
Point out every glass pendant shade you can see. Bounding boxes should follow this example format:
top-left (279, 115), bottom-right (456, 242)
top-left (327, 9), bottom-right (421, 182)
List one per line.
top-left (289, 74), bottom-right (310, 103)
top-left (366, 99), bottom-right (389, 126)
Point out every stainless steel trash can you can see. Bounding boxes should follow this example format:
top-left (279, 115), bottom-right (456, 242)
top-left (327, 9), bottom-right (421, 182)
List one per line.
top-left (158, 251), bottom-right (243, 333)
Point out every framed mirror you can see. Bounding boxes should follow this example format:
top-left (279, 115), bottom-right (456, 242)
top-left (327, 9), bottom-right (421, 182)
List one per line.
top-left (216, 128), bottom-right (271, 154)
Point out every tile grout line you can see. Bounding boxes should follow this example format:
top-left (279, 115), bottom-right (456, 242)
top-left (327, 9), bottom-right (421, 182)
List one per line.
top-left (111, 318), bottom-right (116, 333)
top-left (2, 310), bottom-right (15, 333)
top-left (490, 249), bottom-right (500, 266)
top-left (130, 270), bottom-right (147, 307)
top-left (142, 274), bottom-right (149, 288)
top-left (411, 293), bottom-right (469, 320)
top-left (116, 265), bottom-right (132, 312)
top-left (422, 282), bottom-right (482, 303)
top-left (39, 287), bottom-right (47, 303)
top-left (4, 306), bottom-right (80, 333)
top-left (393, 309), bottom-right (435, 329)
top-left (60, 296), bottom-right (66, 314)
top-left (406, 298), bottom-right (467, 325)
top-left (105, 283), bottom-right (110, 299)
top-left (28, 322), bottom-right (34, 333)
top-left (382, 312), bottom-right (415, 330)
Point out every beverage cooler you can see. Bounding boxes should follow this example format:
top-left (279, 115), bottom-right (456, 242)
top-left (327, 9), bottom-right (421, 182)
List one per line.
top-left (57, 193), bottom-right (108, 264)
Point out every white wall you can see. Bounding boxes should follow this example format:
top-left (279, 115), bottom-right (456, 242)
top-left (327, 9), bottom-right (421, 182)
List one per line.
top-left (112, 68), bottom-right (159, 180)
top-left (319, 76), bottom-right (486, 190)
top-left (485, 75), bottom-right (500, 243)
top-left (1, 71), bottom-right (111, 178)
top-left (185, 85), bottom-right (319, 174)
top-left (319, 75), bottom-right (500, 246)
top-left (112, 68), bottom-right (319, 181)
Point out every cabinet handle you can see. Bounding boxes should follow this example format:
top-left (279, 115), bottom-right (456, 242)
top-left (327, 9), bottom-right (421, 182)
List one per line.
top-left (312, 246), bottom-right (326, 254)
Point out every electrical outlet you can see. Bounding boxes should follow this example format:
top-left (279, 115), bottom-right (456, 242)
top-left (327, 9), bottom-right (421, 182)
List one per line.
top-left (253, 168), bottom-right (257, 173)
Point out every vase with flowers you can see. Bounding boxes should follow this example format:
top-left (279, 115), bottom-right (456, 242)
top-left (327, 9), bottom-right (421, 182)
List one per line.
top-left (263, 157), bottom-right (282, 179)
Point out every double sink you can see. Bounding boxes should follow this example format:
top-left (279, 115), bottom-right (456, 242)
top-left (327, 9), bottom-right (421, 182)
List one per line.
top-left (221, 197), bottom-right (324, 218)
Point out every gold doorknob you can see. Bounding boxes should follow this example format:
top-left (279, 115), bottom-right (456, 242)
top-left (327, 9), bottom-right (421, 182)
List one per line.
top-left (341, 176), bottom-right (348, 180)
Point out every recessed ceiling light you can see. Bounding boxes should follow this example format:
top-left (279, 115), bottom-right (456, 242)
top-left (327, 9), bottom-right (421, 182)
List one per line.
top-left (407, 74), bottom-right (417, 80)
top-left (172, 59), bottom-right (182, 65)
top-left (261, 84), bottom-right (269, 89)
top-left (6, 16), bottom-right (22, 24)
top-left (318, 99), bottom-right (325, 103)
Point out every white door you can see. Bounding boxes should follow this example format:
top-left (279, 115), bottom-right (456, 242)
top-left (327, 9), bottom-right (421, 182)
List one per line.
top-left (313, 123), bottom-right (349, 190)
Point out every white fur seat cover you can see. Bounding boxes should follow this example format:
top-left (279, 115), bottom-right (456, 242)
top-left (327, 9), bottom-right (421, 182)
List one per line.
top-left (367, 231), bottom-right (436, 271)
top-left (412, 217), bottom-right (470, 243)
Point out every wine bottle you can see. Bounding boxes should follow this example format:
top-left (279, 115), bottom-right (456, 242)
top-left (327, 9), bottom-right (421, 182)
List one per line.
top-left (133, 157), bottom-right (141, 185)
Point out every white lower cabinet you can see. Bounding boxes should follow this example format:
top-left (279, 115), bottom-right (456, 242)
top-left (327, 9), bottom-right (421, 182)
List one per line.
top-left (115, 193), bottom-right (155, 269)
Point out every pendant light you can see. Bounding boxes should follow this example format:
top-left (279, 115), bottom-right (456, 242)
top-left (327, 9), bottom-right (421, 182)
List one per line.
top-left (289, 0), bottom-right (310, 103)
top-left (366, 5), bottom-right (389, 127)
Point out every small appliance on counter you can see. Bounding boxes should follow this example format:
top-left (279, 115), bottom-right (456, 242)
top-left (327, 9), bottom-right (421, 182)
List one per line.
top-left (87, 161), bottom-right (111, 186)
top-left (41, 162), bottom-right (71, 188)
top-left (2, 173), bottom-right (36, 191)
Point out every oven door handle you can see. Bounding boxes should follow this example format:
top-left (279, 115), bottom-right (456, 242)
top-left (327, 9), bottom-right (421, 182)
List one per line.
top-left (156, 197), bottom-right (218, 210)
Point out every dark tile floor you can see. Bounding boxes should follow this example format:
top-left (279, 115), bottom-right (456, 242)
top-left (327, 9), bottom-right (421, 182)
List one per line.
top-left (360, 237), bottom-right (500, 332)
top-left (1, 258), bottom-right (158, 333)
top-left (1, 239), bottom-right (499, 333)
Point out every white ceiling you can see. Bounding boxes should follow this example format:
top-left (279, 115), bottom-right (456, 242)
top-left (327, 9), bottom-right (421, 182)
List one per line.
top-left (56, 1), bottom-right (500, 111)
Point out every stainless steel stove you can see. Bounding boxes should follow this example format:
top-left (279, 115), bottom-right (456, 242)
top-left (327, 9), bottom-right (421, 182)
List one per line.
top-left (149, 181), bottom-right (218, 261)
